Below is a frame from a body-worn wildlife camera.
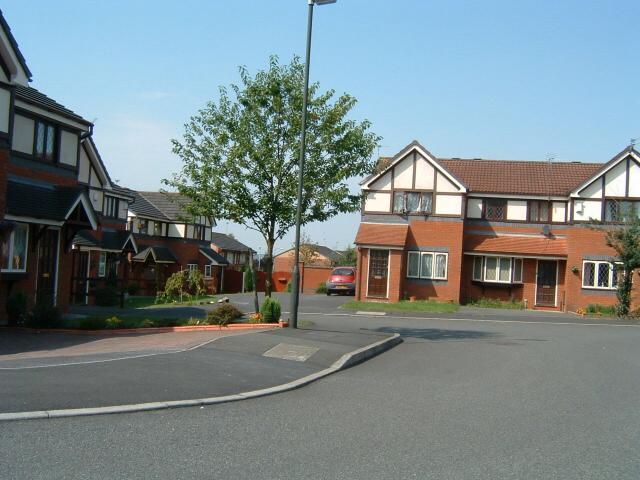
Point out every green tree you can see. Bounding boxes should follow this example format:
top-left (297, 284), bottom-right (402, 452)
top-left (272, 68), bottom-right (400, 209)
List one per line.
top-left (336, 245), bottom-right (357, 267)
top-left (165, 56), bottom-right (380, 295)
top-left (604, 214), bottom-right (640, 317)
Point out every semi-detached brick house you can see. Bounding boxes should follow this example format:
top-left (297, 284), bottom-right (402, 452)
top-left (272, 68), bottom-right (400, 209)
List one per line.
top-left (355, 140), bottom-right (640, 312)
top-left (0, 10), bottom-right (137, 319)
top-left (121, 189), bottom-right (228, 295)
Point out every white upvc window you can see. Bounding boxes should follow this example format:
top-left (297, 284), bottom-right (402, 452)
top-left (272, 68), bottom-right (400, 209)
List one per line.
top-left (582, 260), bottom-right (621, 290)
top-left (473, 256), bottom-right (523, 284)
top-left (1, 223), bottom-right (29, 272)
top-left (187, 263), bottom-right (198, 272)
top-left (204, 264), bottom-right (212, 278)
top-left (98, 252), bottom-right (107, 277)
top-left (406, 251), bottom-right (448, 280)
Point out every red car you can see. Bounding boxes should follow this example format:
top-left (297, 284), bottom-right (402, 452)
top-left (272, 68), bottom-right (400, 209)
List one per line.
top-left (326, 267), bottom-right (356, 296)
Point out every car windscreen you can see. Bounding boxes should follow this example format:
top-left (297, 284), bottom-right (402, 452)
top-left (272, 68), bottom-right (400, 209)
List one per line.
top-left (332, 268), bottom-right (354, 276)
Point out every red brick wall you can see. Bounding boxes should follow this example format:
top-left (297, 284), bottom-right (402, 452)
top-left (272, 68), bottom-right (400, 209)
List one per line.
top-left (563, 226), bottom-right (640, 312)
top-left (401, 220), bottom-right (464, 303)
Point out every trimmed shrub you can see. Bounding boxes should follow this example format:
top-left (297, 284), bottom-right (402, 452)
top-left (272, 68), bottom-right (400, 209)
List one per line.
top-left (260, 297), bottom-right (281, 323)
top-left (585, 304), bottom-right (616, 316)
top-left (25, 303), bottom-right (61, 328)
top-left (104, 316), bottom-right (124, 329)
top-left (94, 286), bottom-right (119, 307)
top-left (315, 282), bottom-right (328, 294)
top-left (6, 291), bottom-right (28, 325)
top-left (243, 266), bottom-right (254, 292)
top-left (125, 282), bottom-right (140, 296)
top-left (207, 303), bottom-right (243, 326)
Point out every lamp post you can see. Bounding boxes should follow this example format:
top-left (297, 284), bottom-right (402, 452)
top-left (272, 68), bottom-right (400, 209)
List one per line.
top-left (290, 0), bottom-right (336, 329)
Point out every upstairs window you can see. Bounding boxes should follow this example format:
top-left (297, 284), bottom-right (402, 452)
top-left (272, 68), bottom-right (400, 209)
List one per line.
top-left (138, 219), bottom-right (148, 235)
top-left (528, 201), bottom-right (549, 222)
top-left (103, 196), bottom-right (119, 218)
top-left (193, 225), bottom-right (206, 241)
top-left (393, 191), bottom-right (433, 214)
top-left (605, 200), bottom-right (640, 223)
top-left (1, 223), bottom-right (28, 272)
top-left (484, 199), bottom-right (506, 221)
top-left (153, 222), bottom-right (164, 236)
top-left (34, 120), bottom-right (56, 162)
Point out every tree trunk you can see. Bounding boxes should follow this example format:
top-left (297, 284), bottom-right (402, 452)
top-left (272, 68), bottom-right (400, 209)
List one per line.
top-left (252, 265), bottom-right (259, 313)
top-left (264, 239), bottom-right (274, 297)
top-left (616, 269), bottom-right (634, 317)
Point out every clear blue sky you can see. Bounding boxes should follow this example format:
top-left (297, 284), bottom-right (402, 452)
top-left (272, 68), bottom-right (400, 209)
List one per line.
top-left (4, 1), bottom-right (639, 255)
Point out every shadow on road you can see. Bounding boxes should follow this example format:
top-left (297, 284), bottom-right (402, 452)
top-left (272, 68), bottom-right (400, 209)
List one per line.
top-left (369, 326), bottom-right (498, 341)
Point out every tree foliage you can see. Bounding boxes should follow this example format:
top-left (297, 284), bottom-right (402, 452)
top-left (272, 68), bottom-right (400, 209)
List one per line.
top-left (165, 56), bottom-right (380, 295)
top-left (335, 245), bottom-right (357, 267)
top-left (297, 232), bottom-right (320, 266)
top-left (604, 215), bottom-right (640, 317)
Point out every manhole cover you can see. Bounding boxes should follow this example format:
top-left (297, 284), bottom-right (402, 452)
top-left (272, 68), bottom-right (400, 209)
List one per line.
top-left (263, 343), bottom-right (319, 362)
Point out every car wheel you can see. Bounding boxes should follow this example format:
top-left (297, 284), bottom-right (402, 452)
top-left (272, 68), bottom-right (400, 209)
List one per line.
top-left (326, 291), bottom-right (331, 296)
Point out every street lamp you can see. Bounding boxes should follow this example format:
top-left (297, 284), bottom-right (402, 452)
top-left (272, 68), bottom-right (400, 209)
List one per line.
top-left (290, 0), bottom-right (336, 329)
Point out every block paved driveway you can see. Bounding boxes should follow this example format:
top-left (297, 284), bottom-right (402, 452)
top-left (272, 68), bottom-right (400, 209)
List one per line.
top-left (0, 329), bottom-right (249, 367)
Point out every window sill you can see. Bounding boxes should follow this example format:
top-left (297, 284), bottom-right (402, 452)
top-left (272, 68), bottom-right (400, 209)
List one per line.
top-left (472, 280), bottom-right (524, 286)
top-left (581, 287), bottom-right (616, 292)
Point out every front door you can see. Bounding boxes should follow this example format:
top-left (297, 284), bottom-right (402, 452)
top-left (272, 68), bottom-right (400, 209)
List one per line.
top-left (36, 229), bottom-right (59, 305)
top-left (536, 260), bottom-right (557, 306)
top-left (367, 249), bottom-right (389, 298)
top-left (73, 251), bottom-right (89, 304)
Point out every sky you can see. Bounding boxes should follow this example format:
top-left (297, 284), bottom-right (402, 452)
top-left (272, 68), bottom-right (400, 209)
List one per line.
top-left (3, 0), bottom-right (639, 256)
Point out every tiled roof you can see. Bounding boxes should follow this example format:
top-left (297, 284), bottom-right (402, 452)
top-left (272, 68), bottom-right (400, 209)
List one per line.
top-left (463, 234), bottom-right (567, 257)
top-left (124, 189), bottom-right (196, 222)
top-left (355, 224), bottom-right (409, 247)
top-left (210, 232), bottom-right (254, 253)
top-left (0, 9), bottom-right (32, 80)
top-left (275, 244), bottom-right (340, 260)
top-left (132, 246), bottom-right (177, 264)
top-left (199, 247), bottom-right (229, 266)
top-left (438, 158), bottom-right (603, 196)
top-left (6, 179), bottom-right (89, 222)
top-left (14, 85), bottom-right (90, 125)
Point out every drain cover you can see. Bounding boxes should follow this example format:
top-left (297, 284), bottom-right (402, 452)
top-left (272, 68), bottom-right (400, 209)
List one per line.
top-left (263, 343), bottom-right (319, 362)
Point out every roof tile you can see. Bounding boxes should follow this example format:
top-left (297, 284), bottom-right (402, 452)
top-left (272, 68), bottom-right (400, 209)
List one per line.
top-left (355, 224), bottom-right (408, 247)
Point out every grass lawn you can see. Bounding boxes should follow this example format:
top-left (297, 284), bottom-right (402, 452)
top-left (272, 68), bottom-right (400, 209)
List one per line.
top-left (341, 300), bottom-right (459, 313)
top-left (124, 295), bottom-right (218, 309)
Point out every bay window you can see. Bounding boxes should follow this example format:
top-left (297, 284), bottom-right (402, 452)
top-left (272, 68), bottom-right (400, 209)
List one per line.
top-left (406, 251), bottom-right (447, 280)
top-left (582, 260), bottom-right (622, 290)
top-left (472, 256), bottom-right (523, 284)
top-left (1, 224), bottom-right (28, 272)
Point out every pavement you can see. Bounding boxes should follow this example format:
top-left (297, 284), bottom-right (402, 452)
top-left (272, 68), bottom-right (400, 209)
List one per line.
top-left (0, 326), bottom-right (399, 416)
